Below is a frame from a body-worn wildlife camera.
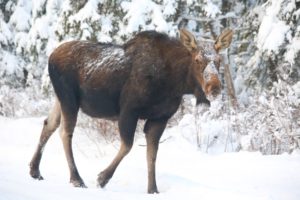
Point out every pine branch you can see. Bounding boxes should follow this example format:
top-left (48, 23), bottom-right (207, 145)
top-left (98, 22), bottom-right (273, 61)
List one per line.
top-left (181, 12), bottom-right (238, 23)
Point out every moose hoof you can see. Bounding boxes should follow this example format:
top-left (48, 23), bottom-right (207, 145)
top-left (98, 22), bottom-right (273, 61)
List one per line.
top-left (70, 179), bottom-right (87, 188)
top-left (30, 169), bottom-right (44, 180)
top-left (97, 172), bottom-right (111, 188)
top-left (148, 188), bottom-right (159, 194)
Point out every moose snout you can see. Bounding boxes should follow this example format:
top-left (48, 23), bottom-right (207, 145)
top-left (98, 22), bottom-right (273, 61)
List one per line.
top-left (205, 80), bottom-right (221, 101)
top-left (211, 86), bottom-right (221, 97)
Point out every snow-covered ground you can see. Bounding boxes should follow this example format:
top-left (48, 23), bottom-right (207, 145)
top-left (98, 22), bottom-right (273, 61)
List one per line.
top-left (0, 116), bottom-right (300, 200)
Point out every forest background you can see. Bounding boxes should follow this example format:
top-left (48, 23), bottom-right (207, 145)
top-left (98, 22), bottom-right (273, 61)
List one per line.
top-left (0, 0), bottom-right (299, 154)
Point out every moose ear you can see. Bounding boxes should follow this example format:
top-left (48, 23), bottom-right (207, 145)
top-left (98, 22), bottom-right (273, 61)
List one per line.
top-left (180, 29), bottom-right (197, 52)
top-left (214, 29), bottom-right (233, 52)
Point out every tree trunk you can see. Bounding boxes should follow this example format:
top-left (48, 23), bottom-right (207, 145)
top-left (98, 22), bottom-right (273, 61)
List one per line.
top-left (224, 63), bottom-right (238, 108)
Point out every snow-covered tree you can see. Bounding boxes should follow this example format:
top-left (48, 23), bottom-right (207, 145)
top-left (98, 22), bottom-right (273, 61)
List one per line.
top-left (0, 0), bottom-right (299, 154)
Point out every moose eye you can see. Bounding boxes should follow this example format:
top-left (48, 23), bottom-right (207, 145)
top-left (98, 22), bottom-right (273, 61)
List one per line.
top-left (195, 55), bottom-right (201, 64)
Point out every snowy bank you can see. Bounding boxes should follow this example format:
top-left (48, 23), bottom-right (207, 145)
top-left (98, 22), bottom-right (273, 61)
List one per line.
top-left (0, 117), bottom-right (300, 200)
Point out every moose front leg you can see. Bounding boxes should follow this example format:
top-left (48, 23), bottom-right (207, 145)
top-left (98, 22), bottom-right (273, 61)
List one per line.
top-left (144, 118), bottom-right (168, 194)
top-left (97, 110), bottom-right (138, 188)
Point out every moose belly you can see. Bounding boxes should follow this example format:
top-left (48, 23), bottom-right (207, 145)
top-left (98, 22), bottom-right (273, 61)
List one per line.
top-left (138, 98), bottom-right (181, 120)
top-left (79, 89), bottom-right (120, 119)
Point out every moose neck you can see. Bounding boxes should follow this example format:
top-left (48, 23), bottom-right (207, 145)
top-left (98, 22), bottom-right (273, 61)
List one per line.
top-left (182, 59), bottom-right (198, 94)
top-left (184, 61), bottom-right (210, 105)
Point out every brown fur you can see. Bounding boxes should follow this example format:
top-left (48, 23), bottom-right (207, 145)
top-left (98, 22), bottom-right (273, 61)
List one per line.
top-left (29, 29), bottom-right (232, 193)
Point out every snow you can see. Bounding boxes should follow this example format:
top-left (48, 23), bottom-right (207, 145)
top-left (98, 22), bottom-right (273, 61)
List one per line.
top-left (31, 0), bottom-right (47, 19)
top-left (203, 61), bottom-right (219, 83)
top-left (121, 0), bottom-right (154, 33)
top-left (1, 0), bottom-right (300, 198)
top-left (121, 0), bottom-right (172, 34)
top-left (257, 0), bottom-right (290, 54)
top-left (204, 0), bottom-right (221, 18)
top-left (85, 45), bottom-right (125, 75)
top-left (1, 116), bottom-right (300, 200)
top-left (0, 16), bottom-right (12, 45)
top-left (162, 0), bottom-right (177, 17)
top-left (285, 36), bottom-right (300, 65)
top-left (9, 0), bottom-right (32, 32)
top-left (69, 0), bottom-right (101, 23)
top-left (293, 82), bottom-right (300, 98)
top-left (101, 16), bottom-right (113, 34)
top-left (0, 51), bottom-right (21, 75)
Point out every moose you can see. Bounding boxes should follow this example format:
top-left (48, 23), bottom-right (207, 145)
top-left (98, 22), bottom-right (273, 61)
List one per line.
top-left (29, 29), bottom-right (233, 193)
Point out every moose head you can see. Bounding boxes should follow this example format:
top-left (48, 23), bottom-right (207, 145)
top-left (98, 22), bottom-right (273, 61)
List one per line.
top-left (180, 29), bottom-right (233, 102)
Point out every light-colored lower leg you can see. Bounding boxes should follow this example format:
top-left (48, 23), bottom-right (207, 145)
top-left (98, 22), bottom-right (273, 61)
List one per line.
top-left (97, 141), bottom-right (132, 187)
top-left (30, 100), bottom-right (61, 179)
top-left (146, 136), bottom-right (159, 193)
top-left (60, 112), bottom-right (86, 188)
top-left (144, 119), bottom-right (167, 194)
top-left (98, 111), bottom-right (137, 188)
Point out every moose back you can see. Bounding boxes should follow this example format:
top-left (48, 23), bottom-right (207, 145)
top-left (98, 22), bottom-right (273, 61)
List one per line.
top-left (30, 29), bottom-right (233, 193)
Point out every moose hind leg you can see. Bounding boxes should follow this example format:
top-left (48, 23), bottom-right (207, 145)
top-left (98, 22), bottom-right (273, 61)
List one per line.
top-left (30, 100), bottom-right (61, 180)
top-left (144, 118), bottom-right (168, 194)
top-left (60, 105), bottom-right (87, 188)
top-left (97, 110), bottom-right (138, 188)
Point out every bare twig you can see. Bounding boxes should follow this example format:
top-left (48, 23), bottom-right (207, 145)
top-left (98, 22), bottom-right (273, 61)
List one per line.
top-left (138, 136), bottom-right (172, 147)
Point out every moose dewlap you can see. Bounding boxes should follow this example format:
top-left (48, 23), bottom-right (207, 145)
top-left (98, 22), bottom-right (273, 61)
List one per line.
top-left (29, 29), bottom-right (233, 193)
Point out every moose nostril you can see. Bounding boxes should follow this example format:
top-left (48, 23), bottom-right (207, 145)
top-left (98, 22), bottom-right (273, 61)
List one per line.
top-left (211, 87), bottom-right (221, 97)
